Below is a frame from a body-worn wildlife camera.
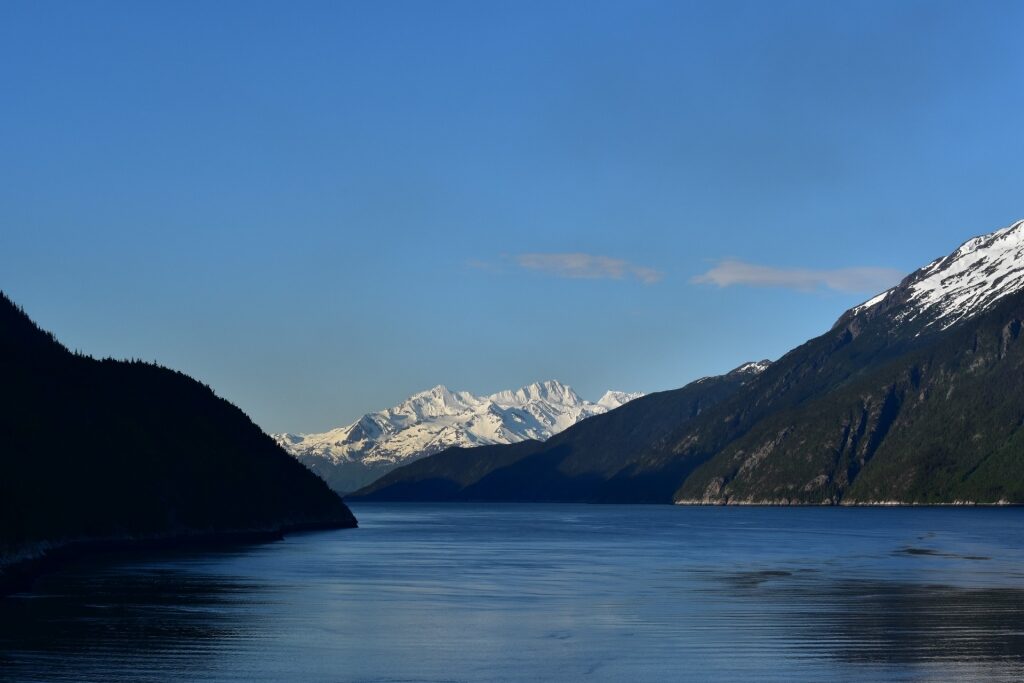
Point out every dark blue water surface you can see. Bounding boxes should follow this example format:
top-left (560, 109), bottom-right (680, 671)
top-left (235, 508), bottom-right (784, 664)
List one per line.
top-left (3, 504), bottom-right (1024, 682)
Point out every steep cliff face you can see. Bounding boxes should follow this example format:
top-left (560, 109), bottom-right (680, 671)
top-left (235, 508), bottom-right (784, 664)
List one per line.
top-left (0, 293), bottom-right (356, 585)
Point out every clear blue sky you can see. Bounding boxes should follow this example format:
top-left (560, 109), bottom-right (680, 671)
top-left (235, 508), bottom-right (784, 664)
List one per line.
top-left (2, 1), bottom-right (1022, 433)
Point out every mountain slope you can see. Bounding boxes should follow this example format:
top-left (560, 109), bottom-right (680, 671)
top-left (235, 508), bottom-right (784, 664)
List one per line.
top-left (274, 381), bottom-right (642, 493)
top-left (355, 218), bottom-right (1024, 505)
top-left (0, 293), bottom-right (356, 588)
top-left (676, 219), bottom-right (1024, 504)
top-left (352, 362), bottom-right (768, 502)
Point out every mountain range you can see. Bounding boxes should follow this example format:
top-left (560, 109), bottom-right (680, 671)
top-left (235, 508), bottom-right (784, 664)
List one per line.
top-left (355, 219), bottom-right (1024, 505)
top-left (274, 382), bottom-right (642, 493)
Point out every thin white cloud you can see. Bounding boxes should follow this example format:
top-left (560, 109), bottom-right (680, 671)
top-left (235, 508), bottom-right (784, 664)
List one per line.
top-left (513, 252), bottom-right (663, 284)
top-left (692, 260), bottom-right (903, 294)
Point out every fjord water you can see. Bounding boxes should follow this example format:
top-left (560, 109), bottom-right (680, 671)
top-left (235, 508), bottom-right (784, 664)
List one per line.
top-left (2, 505), bottom-right (1024, 682)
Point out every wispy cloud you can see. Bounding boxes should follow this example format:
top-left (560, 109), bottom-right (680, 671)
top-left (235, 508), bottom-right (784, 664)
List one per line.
top-left (692, 260), bottom-right (903, 294)
top-left (513, 253), bottom-right (663, 284)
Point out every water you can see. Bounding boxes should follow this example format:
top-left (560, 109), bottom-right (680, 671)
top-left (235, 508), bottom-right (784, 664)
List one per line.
top-left (3, 504), bottom-right (1024, 682)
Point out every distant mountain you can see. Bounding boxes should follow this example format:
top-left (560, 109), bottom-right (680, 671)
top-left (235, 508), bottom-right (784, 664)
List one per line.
top-left (356, 218), bottom-right (1024, 505)
top-left (352, 361), bottom-right (768, 502)
top-left (274, 381), bottom-right (643, 493)
top-left (0, 293), bottom-right (355, 591)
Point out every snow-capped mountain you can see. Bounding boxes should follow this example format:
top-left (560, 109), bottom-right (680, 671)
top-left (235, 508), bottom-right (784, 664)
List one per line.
top-left (849, 218), bottom-right (1024, 330)
top-left (731, 360), bottom-right (772, 376)
top-left (274, 380), bottom-right (643, 493)
top-left (358, 217), bottom-right (1024, 506)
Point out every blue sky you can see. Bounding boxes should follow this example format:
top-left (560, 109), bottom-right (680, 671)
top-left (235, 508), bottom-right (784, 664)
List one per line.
top-left (2, 1), bottom-right (1022, 432)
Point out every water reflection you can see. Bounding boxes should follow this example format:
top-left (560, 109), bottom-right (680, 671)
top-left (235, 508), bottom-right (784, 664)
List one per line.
top-left (710, 568), bottom-right (1024, 671)
top-left (0, 562), bottom-right (267, 682)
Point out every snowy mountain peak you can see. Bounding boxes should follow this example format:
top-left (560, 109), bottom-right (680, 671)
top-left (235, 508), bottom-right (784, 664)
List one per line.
top-left (732, 360), bottom-right (772, 376)
top-left (488, 380), bottom-right (582, 407)
top-left (596, 390), bottom-right (645, 410)
top-left (386, 385), bottom-right (478, 423)
top-left (274, 380), bottom-right (644, 493)
top-left (849, 219), bottom-right (1024, 331)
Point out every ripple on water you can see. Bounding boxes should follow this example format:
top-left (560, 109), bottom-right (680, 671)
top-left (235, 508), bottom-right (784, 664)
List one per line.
top-left (2, 504), bottom-right (1024, 682)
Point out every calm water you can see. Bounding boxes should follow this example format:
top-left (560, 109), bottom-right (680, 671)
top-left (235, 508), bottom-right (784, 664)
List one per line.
top-left (3, 504), bottom-right (1024, 682)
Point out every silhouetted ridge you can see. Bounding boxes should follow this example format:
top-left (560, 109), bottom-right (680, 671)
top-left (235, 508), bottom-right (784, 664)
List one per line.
top-left (0, 292), bottom-right (356, 591)
top-left (0, 292), bottom-right (69, 358)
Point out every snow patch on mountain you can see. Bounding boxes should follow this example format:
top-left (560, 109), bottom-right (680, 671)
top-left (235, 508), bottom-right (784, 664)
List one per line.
top-left (597, 390), bottom-right (644, 410)
top-left (733, 360), bottom-right (772, 375)
top-left (850, 289), bottom-right (893, 316)
top-left (693, 359), bottom-right (772, 385)
top-left (905, 219), bottom-right (1024, 328)
top-left (273, 381), bottom-right (643, 493)
top-left (852, 219), bottom-right (1024, 329)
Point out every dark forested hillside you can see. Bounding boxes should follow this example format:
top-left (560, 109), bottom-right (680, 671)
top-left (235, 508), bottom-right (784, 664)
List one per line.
top-left (0, 293), bottom-right (356, 586)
